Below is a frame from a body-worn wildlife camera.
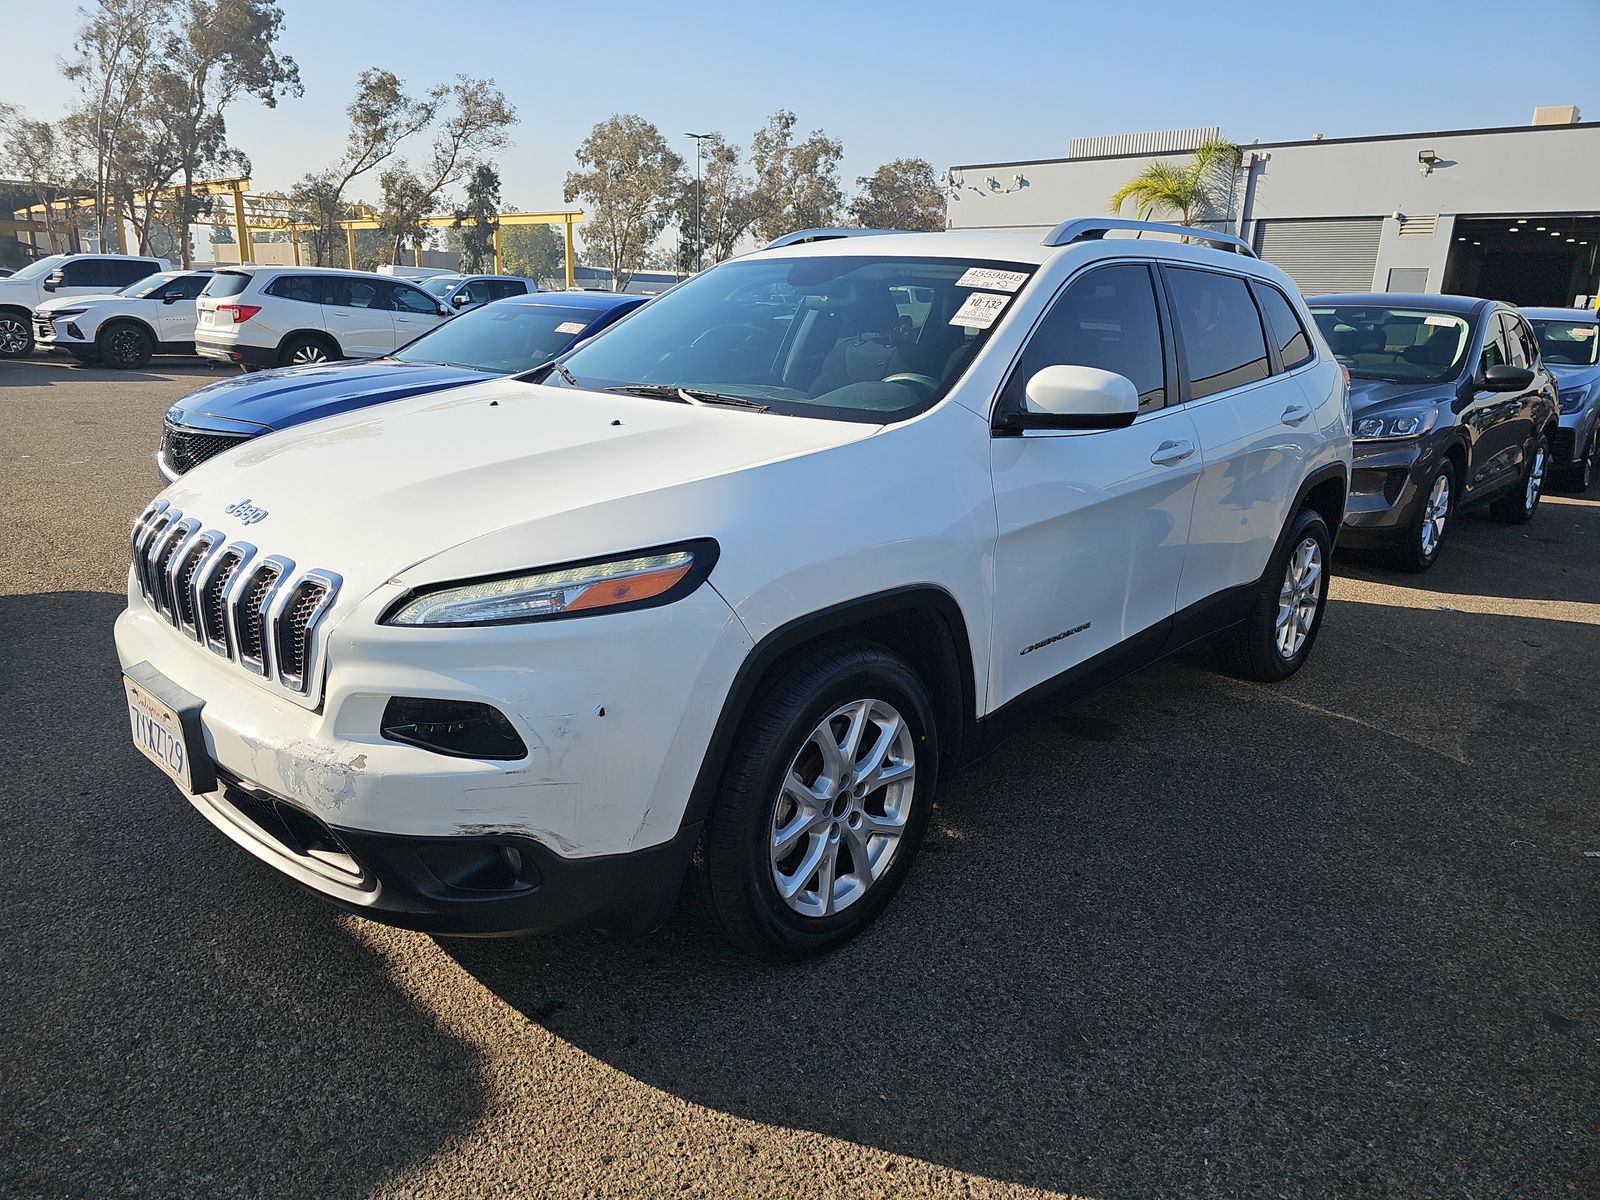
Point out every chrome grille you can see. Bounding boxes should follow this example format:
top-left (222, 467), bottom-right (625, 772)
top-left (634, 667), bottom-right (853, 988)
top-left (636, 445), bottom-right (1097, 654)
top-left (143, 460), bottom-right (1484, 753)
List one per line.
top-left (130, 501), bottom-right (341, 697)
top-left (160, 423), bottom-right (251, 476)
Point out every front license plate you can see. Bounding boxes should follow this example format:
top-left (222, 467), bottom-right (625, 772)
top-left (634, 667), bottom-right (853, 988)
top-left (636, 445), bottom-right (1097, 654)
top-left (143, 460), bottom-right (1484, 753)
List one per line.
top-left (122, 663), bottom-right (216, 794)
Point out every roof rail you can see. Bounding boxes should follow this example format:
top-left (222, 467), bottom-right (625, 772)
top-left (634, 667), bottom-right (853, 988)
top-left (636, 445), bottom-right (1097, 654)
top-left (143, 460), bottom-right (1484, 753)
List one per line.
top-left (1042, 218), bottom-right (1256, 257)
top-left (763, 227), bottom-right (915, 250)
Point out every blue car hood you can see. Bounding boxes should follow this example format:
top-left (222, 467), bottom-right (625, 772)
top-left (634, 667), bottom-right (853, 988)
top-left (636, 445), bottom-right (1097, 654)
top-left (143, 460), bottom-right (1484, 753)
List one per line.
top-left (1550, 362), bottom-right (1600, 388)
top-left (168, 360), bottom-right (495, 433)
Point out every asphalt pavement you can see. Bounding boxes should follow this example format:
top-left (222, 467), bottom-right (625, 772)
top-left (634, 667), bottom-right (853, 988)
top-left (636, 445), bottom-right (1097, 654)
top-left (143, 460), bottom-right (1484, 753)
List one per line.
top-left (2, 353), bottom-right (1595, 1199)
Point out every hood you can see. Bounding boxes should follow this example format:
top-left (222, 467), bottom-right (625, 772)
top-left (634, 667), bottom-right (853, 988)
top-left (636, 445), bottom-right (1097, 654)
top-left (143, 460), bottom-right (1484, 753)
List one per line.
top-left (36, 291), bottom-right (125, 312)
top-left (168, 359), bottom-right (491, 432)
top-left (1348, 376), bottom-right (1455, 417)
top-left (156, 376), bottom-right (876, 605)
top-left (1549, 361), bottom-right (1600, 386)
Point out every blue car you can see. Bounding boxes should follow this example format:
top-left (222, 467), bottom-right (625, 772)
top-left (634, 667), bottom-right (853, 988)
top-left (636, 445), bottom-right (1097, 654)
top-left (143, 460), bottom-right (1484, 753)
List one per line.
top-left (159, 289), bottom-right (646, 480)
top-left (1524, 307), bottom-right (1600, 491)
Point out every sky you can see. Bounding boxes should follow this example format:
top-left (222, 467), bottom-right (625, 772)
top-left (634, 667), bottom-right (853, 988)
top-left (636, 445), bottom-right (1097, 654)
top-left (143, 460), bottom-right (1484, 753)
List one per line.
top-left (5, 0), bottom-right (1599, 217)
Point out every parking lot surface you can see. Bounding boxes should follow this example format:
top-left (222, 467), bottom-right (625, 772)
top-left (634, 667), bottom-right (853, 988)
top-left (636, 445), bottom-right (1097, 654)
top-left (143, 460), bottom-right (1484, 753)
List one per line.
top-left (3, 353), bottom-right (1595, 1199)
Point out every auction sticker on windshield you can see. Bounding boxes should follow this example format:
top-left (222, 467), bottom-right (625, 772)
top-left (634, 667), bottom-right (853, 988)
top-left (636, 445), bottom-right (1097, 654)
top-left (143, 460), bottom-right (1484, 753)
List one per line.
top-left (122, 668), bottom-right (213, 794)
top-left (956, 267), bottom-right (1028, 293)
top-left (950, 292), bottom-right (1010, 329)
top-left (555, 321), bottom-right (587, 335)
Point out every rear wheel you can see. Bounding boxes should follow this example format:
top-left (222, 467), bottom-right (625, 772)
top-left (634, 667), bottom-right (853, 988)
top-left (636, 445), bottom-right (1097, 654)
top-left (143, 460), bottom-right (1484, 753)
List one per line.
top-left (1490, 433), bottom-right (1548, 523)
top-left (1218, 508), bottom-right (1332, 682)
top-left (279, 334), bottom-right (336, 367)
top-left (694, 643), bottom-right (938, 957)
top-left (1386, 460), bottom-right (1455, 573)
top-left (97, 321), bottom-right (153, 369)
top-left (0, 311), bottom-right (33, 358)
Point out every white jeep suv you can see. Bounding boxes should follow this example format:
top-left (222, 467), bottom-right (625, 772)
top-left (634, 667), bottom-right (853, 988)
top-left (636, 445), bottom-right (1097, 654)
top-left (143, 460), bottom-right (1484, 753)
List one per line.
top-left (115, 220), bottom-right (1351, 956)
top-left (195, 265), bottom-right (453, 368)
top-left (34, 269), bottom-right (213, 367)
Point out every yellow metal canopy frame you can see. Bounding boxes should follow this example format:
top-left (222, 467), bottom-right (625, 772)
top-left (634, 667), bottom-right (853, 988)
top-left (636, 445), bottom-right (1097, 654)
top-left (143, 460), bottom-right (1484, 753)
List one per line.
top-left (10, 177), bottom-right (584, 286)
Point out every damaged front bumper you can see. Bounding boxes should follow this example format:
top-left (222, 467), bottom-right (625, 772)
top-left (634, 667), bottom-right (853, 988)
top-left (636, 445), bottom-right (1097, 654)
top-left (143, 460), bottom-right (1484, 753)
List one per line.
top-left (113, 578), bottom-right (752, 935)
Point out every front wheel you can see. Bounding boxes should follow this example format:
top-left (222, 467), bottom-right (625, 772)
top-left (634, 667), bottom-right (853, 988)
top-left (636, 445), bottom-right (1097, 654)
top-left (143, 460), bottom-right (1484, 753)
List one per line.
top-left (97, 321), bottom-right (153, 369)
top-left (694, 643), bottom-right (938, 957)
top-left (0, 312), bottom-right (34, 358)
top-left (1218, 507), bottom-right (1333, 682)
top-left (1564, 428), bottom-right (1596, 493)
top-left (1490, 433), bottom-right (1549, 524)
top-left (1387, 460), bottom-right (1456, 573)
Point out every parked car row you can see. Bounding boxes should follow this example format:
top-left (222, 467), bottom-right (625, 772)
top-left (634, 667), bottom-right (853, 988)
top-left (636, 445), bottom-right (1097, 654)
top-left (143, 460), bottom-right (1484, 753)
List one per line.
top-left (110, 219), bottom-right (1578, 961)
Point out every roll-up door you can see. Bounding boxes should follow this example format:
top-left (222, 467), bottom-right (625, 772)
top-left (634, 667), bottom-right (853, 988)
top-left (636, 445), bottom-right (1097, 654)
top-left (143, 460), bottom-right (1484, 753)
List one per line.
top-left (1252, 218), bottom-right (1384, 294)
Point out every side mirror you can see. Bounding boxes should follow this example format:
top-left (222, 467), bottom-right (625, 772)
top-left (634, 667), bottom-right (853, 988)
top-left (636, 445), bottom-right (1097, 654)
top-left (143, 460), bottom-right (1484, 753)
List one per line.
top-left (1015, 364), bottom-right (1140, 430)
top-left (437, 304), bottom-right (453, 317)
top-left (43, 270), bottom-right (63, 292)
top-left (161, 291), bottom-right (183, 304)
top-left (1482, 363), bottom-right (1534, 392)
top-left (450, 292), bottom-right (468, 307)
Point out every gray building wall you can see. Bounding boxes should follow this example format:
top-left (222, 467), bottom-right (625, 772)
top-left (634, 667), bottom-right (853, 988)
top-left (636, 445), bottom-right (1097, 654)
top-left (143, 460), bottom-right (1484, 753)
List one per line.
top-left (947, 122), bottom-right (1600, 295)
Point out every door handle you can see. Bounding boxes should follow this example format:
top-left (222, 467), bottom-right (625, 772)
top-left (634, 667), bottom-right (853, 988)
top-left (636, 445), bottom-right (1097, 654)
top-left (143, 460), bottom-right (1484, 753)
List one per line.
top-left (1150, 439), bottom-right (1196, 465)
top-left (1281, 405), bottom-right (1311, 425)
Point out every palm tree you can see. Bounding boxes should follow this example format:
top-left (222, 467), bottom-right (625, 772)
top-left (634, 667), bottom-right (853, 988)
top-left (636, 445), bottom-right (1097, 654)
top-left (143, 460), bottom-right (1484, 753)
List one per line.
top-left (1109, 138), bottom-right (1243, 226)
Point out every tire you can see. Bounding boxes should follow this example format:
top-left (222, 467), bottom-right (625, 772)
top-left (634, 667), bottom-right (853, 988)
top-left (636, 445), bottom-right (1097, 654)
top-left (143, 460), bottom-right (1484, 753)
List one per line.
top-left (1385, 459), bottom-right (1456, 573)
top-left (96, 321), bottom-right (153, 369)
top-left (1490, 432), bottom-right (1549, 524)
top-left (0, 311), bottom-right (33, 358)
top-left (1218, 507), bottom-right (1333, 682)
top-left (1563, 428), bottom-right (1596, 493)
top-left (693, 642), bottom-right (939, 957)
top-left (279, 334), bottom-right (337, 367)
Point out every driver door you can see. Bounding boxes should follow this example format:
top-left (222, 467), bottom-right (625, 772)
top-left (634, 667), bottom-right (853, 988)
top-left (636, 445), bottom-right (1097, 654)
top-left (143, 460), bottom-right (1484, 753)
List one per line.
top-left (988, 263), bottom-right (1202, 709)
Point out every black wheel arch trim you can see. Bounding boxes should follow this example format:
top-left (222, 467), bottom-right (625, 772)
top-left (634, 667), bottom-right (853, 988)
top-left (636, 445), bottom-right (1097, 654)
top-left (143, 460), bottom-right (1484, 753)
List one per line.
top-left (277, 329), bottom-right (341, 357)
top-left (98, 316), bottom-right (157, 342)
top-left (680, 584), bottom-right (979, 835)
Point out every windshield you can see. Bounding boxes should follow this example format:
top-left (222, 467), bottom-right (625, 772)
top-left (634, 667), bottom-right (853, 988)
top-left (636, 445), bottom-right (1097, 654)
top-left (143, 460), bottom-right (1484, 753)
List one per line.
top-left (392, 301), bottom-right (609, 372)
top-left (120, 273), bottom-right (179, 298)
top-left (419, 276), bottom-right (460, 297)
top-left (1529, 318), bottom-right (1600, 368)
top-left (1309, 305), bottom-right (1472, 384)
top-left (10, 254), bottom-right (70, 282)
top-left (546, 254), bottom-right (1035, 421)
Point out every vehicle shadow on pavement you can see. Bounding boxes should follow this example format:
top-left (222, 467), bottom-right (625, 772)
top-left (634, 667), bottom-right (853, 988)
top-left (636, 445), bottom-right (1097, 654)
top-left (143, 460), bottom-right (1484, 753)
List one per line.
top-left (446, 597), bottom-right (1597, 1197)
top-left (0, 356), bottom-right (222, 387)
top-left (1, 591), bottom-right (482, 1200)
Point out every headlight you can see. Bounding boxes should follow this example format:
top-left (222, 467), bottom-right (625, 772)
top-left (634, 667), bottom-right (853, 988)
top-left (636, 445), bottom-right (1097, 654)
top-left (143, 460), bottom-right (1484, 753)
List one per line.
top-left (382, 540), bottom-right (718, 626)
top-left (48, 308), bottom-right (87, 318)
top-left (1559, 386), bottom-right (1591, 414)
top-left (1354, 407), bottom-right (1439, 441)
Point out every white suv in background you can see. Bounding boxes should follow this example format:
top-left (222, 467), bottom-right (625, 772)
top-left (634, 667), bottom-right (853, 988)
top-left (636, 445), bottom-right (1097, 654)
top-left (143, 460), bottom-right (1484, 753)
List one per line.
top-left (0, 252), bottom-right (170, 357)
top-left (116, 220), bottom-right (1351, 957)
top-left (195, 266), bottom-right (454, 369)
top-left (34, 270), bottom-right (213, 368)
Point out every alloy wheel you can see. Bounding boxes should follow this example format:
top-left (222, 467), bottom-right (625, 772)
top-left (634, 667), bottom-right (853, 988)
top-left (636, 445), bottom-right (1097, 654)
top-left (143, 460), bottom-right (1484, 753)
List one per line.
top-left (1582, 434), bottom-right (1596, 492)
top-left (1421, 473), bottom-right (1451, 558)
top-left (1275, 536), bottom-right (1323, 660)
top-left (769, 698), bottom-right (916, 918)
top-left (107, 327), bottom-right (144, 366)
top-left (290, 343), bottom-right (328, 364)
top-left (1525, 445), bottom-right (1547, 512)
top-left (0, 316), bottom-right (29, 355)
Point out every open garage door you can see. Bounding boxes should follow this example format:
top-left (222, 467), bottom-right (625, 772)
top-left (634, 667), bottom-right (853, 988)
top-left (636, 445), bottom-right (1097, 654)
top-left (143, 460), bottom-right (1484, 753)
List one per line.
top-left (1253, 218), bottom-right (1384, 294)
top-left (1444, 215), bottom-right (1600, 307)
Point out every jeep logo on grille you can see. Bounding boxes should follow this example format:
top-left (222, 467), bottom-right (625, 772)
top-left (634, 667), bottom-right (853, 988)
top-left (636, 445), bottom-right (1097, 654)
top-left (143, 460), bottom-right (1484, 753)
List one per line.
top-left (224, 498), bottom-right (268, 526)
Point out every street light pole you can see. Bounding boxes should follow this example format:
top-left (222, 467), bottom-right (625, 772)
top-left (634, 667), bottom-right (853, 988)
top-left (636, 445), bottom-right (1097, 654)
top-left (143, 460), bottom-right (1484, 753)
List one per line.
top-left (686, 132), bottom-right (713, 273)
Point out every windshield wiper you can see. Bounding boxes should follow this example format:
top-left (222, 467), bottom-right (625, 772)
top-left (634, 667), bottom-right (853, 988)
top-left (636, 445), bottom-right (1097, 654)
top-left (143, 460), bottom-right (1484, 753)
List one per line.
top-left (602, 383), bottom-right (769, 412)
top-left (520, 359), bottom-right (580, 387)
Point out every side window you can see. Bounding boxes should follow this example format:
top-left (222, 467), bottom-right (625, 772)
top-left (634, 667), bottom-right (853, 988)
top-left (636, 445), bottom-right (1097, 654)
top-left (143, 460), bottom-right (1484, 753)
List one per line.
top-left (267, 275), bottom-right (322, 305)
top-left (176, 275), bottom-right (211, 299)
top-left (1500, 314), bottom-right (1528, 368)
top-left (327, 277), bottom-right (381, 309)
top-left (389, 282), bottom-right (439, 314)
top-left (1165, 267), bottom-right (1270, 399)
top-left (1001, 263), bottom-right (1168, 414)
top-left (1506, 314), bottom-right (1539, 367)
top-left (1479, 318), bottom-right (1510, 374)
top-left (488, 279), bottom-right (526, 301)
top-left (114, 260), bottom-right (161, 286)
top-left (57, 260), bottom-right (101, 286)
top-left (1255, 283), bottom-right (1314, 370)
top-left (458, 280), bottom-right (493, 307)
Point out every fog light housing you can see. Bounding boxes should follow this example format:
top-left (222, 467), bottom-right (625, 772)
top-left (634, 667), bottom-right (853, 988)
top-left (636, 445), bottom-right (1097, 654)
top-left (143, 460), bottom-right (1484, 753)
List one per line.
top-left (380, 697), bottom-right (528, 760)
top-left (66, 322), bottom-right (83, 339)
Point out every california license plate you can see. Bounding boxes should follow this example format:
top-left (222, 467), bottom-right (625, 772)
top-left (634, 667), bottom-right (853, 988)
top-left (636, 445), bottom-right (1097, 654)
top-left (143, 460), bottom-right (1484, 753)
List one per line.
top-left (122, 664), bottom-right (215, 794)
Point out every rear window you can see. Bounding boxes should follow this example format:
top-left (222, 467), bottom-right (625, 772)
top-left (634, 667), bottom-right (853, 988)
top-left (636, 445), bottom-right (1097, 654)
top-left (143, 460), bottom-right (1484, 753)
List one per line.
top-left (1166, 267), bottom-right (1270, 399)
top-left (204, 272), bottom-right (252, 299)
top-left (265, 275), bottom-right (323, 304)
